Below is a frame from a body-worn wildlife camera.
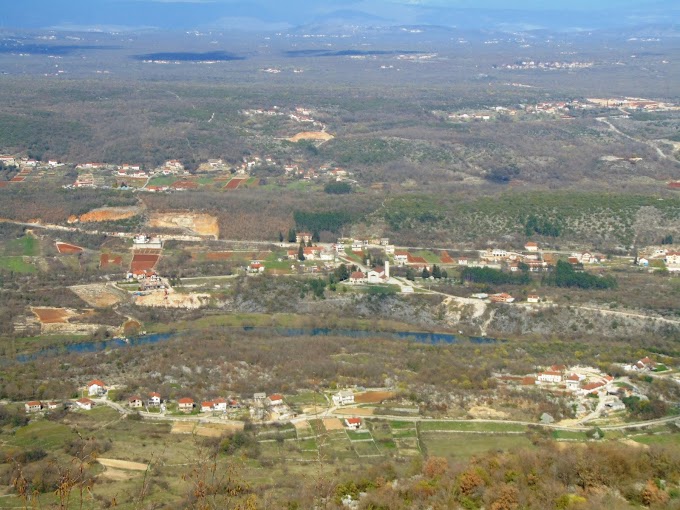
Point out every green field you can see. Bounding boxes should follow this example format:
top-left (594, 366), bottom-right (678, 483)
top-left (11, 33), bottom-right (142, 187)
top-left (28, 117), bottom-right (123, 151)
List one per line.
top-left (0, 256), bottom-right (37, 273)
top-left (4, 235), bottom-right (39, 256)
top-left (12, 421), bottom-right (76, 449)
top-left (418, 421), bottom-right (528, 433)
top-left (421, 432), bottom-right (534, 460)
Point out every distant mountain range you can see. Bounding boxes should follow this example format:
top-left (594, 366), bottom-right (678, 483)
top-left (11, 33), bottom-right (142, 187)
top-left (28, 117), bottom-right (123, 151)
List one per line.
top-left (1, 0), bottom-right (678, 34)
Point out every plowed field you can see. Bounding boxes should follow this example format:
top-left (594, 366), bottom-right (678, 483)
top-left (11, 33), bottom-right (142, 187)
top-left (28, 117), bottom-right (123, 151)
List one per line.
top-left (56, 242), bottom-right (83, 254)
top-left (130, 254), bottom-right (159, 271)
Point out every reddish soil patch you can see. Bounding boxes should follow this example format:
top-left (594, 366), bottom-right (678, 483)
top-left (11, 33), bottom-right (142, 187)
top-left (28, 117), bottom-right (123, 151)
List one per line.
top-left (56, 242), bottom-right (84, 254)
top-left (224, 178), bottom-right (246, 189)
top-left (206, 252), bottom-right (233, 261)
top-left (33, 307), bottom-right (71, 324)
top-left (10, 176), bottom-right (25, 182)
top-left (171, 180), bottom-right (199, 190)
top-left (131, 254), bottom-right (160, 271)
top-left (440, 251), bottom-right (454, 264)
top-left (669, 182), bottom-right (680, 189)
top-left (0, 182), bottom-right (8, 188)
top-left (354, 391), bottom-right (396, 404)
top-left (100, 254), bottom-right (123, 268)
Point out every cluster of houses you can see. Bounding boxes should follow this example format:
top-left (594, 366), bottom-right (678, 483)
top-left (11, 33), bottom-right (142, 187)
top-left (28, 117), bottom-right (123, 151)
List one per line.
top-left (637, 248), bottom-right (680, 272)
top-left (621, 356), bottom-right (661, 372)
top-left (172, 396), bottom-right (241, 413)
top-left (567, 251), bottom-right (605, 265)
top-left (502, 365), bottom-right (617, 397)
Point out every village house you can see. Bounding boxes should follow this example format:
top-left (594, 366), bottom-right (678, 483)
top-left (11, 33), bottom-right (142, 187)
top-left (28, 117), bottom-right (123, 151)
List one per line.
top-left (525, 241), bottom-right (539, 252)
top-left (76, 398), bottom-right (95, 411)
top-left (349, 271), bottom-right (366, 284)
top-left (253, 392), bottom-right (267, 402)
top-left (527, 295), bottom-right (540, 303)
top-left (303, 247), bottom-right (322, 260)
top-left (213, 398), bottom-right (228, 412)
top-left (490, 293), bottom-right (515, 303)
top-left (565, 374), bottom-right (582, 391)
top-left (458, 257), bottom-right (469, 266)
top-left (332, 391), bottom-right (355, 406)
top-left (248, 262), bottom-right (265, 274)
top-left (87, 379), bottom-right (107, 397)
top-left (345, 417), bottom-right (362, 430)
top-left (296, 232), bottom-right (313, 244)
top-left (666, 252), bottom-right (680, 271)
top-left (25, 401), bottom-right (42, 413)
top-left (351, 240), bottom-right (365, 251)
top-left (394, 251), bottom-right (409, 265)
top-left (128, 396), bottom-right (144, 408)
top-left (201, 401), bottom-right (214, 413)
top-left (267, 394), bottom-right (284, 407)
top-left (148, 392), bottom-right (161, 406)
top-left (178, 397), bottom-right (195, 413)
top-left (367, 263), bottom-right (390, 284)
top-left (537, 371), bottom-right (562, 384)
top-left (384, 244), bottom-right (395, 255)
top-left (47, 402), bottom-right (59, 410)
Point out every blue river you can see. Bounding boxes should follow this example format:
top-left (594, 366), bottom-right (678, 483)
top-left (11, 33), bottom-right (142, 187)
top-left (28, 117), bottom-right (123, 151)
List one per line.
top-left (14, 327), bottom-right (501, 363)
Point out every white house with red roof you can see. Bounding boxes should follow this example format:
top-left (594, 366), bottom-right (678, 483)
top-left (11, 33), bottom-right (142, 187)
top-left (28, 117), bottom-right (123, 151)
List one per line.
top-left (525, 241), bottom-right (539, 252)
top-left (76, 398), bottom-right (95, 410)
top-left (345, 417), bottom-right (362, 430)
top-left (537, 371), bottom-right (562, 384)
top-left (349, 271), bottom-right (366, 284)
top-left (213, 398), bottom-right (228, 412)
top-left (128, 396), bottom-right (143, 408)
top-left (87, 379), bottom-right (107, 396)
top-left (201, 401), bottom-right (214, 412)
top-left (148, 392), bottom-right (161, 406)
top-left (25, 401), bottom-right (42, 413)
top-left (267, 394), bottom-right (284, 407)
top-left (178, 397), bottom-right (194, 412)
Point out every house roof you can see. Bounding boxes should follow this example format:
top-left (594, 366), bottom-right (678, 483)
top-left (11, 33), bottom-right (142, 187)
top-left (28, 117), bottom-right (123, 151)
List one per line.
top-left (567, 374), bottom-right (580, 381)
top-left (26, 401), bottom-right (42, 406)
top-left (201, 401), bottom-right (214, 407)
top-left (87, 379), bottom-right (106, 387)
top-left (128, 396), bottom-right (142, 401)
top-left (213, 397), bottom-right (227, 404)
top-left (149, 392), bottom-right (161, 398)
top-left (350, 271), bottom-right (365, 279)
top-left (347, 417), bottom-right (362, 424)
top-left (525, 241), bottom-right (538, 247)
top-left (178, 397), bottom-right (194, 404)
top-left (77, 398), bottom-right (94, 404)
top-left (269, 394), bottom-right (283, 401)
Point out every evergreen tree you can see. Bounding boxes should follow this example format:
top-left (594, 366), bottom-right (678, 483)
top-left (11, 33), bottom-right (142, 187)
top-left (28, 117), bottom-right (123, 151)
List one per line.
top-left (287, 229), bottom-right (297, 243)
top-left (422, 267), bottom-right (430, 279)
top-left (278, 231), bottom-right (284, 243)
top-left (406, 268), bottom-right (415, 281)
top-left (297, 243), bottom-right (305, 261)
top-left (432, 264), bottom-right (442, 279)
top-left (312, 230), bottom-right (320, 242)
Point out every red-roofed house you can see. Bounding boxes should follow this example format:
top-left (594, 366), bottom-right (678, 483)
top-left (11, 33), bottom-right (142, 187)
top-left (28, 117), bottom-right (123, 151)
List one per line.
top-left (349, 271), bottom-right (366, 284)
top-left (178, 397), bottom-right (194, 412)
top-left (296, 232), bottom-right (312, 244)
top-left (213, 398), bottom-right (228, 412)
top-left (87, 379), bottom-right (107, 396)
top-left (538, 371), bottom-right (562, 383)
top-left (76, 398), bottom-right (95, 410)
top-left (201, 401), bottom-right (214, 412)
top-left (148, 392), bottom-right (161, 406)
top-left (565, 374), bottom-right (581, 391)
top-left (490, 293), bottom-right (515, 303)
top-left (268, 394), bottom-right (284, 407)
top-left (525, 241), bottom-right (539, 252)
top-left (25, 401), bottom-right (42, 413)
top-left (249, 262), bottom-right (265, 273)
top-left (345, 417), bottom-right (362, 430)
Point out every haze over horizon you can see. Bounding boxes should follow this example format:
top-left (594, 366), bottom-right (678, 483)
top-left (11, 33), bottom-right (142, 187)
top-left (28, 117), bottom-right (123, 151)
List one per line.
top-left (2, 0), bottom-right (679, 33)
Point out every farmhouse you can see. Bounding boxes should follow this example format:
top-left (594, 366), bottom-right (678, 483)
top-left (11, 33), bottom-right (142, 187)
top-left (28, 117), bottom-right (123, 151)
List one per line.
top-left (349, 271), bottom-right (366, 284)
top-left (213, 398), bottom-right (228, 412)
top-left (128, 396), bottom-right (143, 408)
top-left (25, 401), bottom-right (42, 413)
top-left (178, 397), bottom-right (195, 412)
top-left (345, 417), bottom-right (362, 430)
top-left (148, 392), bottom-right (161, 406)
top-left (87, 379), bottom-right (107, 396)
top-left (268, 394), bottom-right (284, 407)
top-left (332, 391), bottom-right (355, 406)
top-left (76, 398), bottom-right (95, 411)
top-left (249, 262), bottom-right (265, 273)
top-left (527, 295), bottom-right (540, 303)
top-left (394, 251), bottom-right (409, 265)
top-left (525, 241), bottom-right (539, 252)
top-left (490, 293), bottom-right (515, 303)
top-left (201, 401), bottom-right (214, 413)
top-left (537, 371), bottom-right (562, 384)
top-left (565, 374), bottom-right (581, 391)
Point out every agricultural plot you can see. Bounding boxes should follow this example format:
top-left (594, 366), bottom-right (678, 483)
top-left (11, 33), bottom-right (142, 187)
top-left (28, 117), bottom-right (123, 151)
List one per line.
top-left (100, 253), bottom-right (123, 268)
top-left (354, 391), bottom-right (397, 404)
top-left (32, 307), bottom-right (74, 324)
top-left (224, 177), bottom-right (248, 189)
top-left (0, 256), bottom-right (36, 273)
top-left (420, 432), bottom-right (534, 461)
top-left (130, 253), bottom-right (160, 272)
top-left (418, 421), bottom-right (528, 433)
top-left (55, 242), bottom-right (84, 254)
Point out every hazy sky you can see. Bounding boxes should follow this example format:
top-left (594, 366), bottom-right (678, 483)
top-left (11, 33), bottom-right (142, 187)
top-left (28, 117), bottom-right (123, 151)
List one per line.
top-left (1, 0), bottom-right (677, 31)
